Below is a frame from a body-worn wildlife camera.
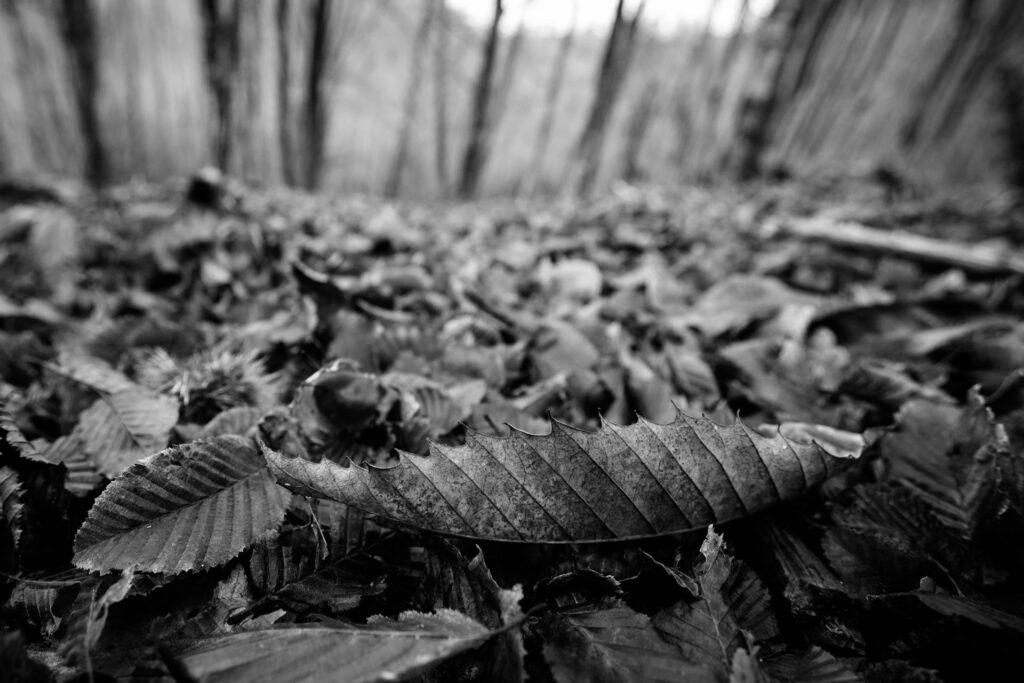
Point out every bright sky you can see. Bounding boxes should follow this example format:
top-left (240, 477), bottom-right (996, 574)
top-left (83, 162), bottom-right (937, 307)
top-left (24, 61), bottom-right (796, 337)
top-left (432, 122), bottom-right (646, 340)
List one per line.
top-left (446, 0), bottom-right (775, 37)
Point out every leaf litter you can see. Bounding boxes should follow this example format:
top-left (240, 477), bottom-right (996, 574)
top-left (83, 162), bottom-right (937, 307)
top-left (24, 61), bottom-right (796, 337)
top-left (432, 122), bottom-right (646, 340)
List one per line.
top-left (1, 179), bottom-right (1024, 680)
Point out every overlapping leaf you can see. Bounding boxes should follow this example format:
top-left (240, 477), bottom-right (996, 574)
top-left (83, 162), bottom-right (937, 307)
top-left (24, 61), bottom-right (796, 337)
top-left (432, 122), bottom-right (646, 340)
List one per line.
top-left (0, 465), bottom-right (25, 561)
top-left (177, 610), bottom-right (490, 683)
top-left (74, 435), bottom-right (289, 573)
top-left (267, 410), bottom-right (863, 542)
top-left (75, 390), bottom-right (180, 475)
top-left (653, 527), bottom-right (780, 681)
top-left (540, 604), bottom-right (716, 683)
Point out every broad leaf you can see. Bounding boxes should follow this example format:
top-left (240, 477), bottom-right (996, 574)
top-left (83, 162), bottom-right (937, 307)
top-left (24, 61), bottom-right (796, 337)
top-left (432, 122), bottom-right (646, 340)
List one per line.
top-left (266, 410), bottom-right (862, 542)
top-left (76, 389), bottom-right (179, 476)
top-left (60, 570), bottom-right (134, 671)
top-left (1, 407), bottom-right (44, 462)
top-left (6, 575), bottom-right (82, 637)
top-left (177, 609), bottom-right (490, 683)
top-left (0, 465), bottom-right (25, 562)
top-left (74, 436), bottom-right (289, 573)
top-left (247, 539), bottom-right (386, 615)
top-left (49, 354), bottom-right (138, 394)
top-left (540, 604), bottom-right (716, 683)
top-left (880, 389), bottom-right (1008, 539)
top-left (762, 646), bottom-right (861, 682)
top-left (653, 527), bottom-right (780, 681)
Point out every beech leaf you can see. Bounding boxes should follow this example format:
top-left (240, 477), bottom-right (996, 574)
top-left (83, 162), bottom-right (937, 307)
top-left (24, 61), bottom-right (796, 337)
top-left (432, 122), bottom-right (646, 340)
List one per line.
top-left (266, 410), bottom-right (862, 542)
top-left (76, 389), bottom-right (180, 475)
top-left (653, 527), bottom-right (779, 680)
top-left (540, 604), bottom-right (716, 683)
top-left (74, 435), bottom-right (289, 573)
top-left (177, 609), bottom-right (490, 683)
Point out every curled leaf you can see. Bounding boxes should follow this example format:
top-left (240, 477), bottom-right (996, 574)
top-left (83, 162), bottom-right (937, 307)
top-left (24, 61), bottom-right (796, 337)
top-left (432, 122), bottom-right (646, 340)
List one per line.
top-left (267, 410), bottom-right (862, 542)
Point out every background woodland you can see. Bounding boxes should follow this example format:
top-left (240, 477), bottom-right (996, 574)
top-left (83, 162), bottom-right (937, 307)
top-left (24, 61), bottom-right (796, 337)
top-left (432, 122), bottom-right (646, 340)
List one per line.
top-left (1, 0), bottom-right (1023, 199)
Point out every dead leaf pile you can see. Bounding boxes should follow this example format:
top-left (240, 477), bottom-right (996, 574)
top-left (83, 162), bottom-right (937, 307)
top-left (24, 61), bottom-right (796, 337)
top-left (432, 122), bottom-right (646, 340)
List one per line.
top-left (1, 179), bottom-right (1023, 681)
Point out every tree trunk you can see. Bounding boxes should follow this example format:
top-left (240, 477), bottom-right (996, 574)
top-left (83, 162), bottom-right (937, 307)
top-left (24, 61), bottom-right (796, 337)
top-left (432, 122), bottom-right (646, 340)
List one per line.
top-left (198, 0), bottom-right (241, 172)
top-left (519, 0), bottom-right (576, 198)
top-left (276, 0), bottom-right (295, 186)
top-left (726, 0), bottom-right (803, 180)
top-left (304, 0), bottom-right (331, 191)
top-left (433, 0), bottom-right (449, 195)
top-left (571, 0), bottom-right (645, 198)
top-left (384, 0), bottom-right (436, 197)
top-left (60, 0), bottom-right (107, 186)
top-left (622, 81), bottom-right (658, 182)
top-left (457, 0), bottom-right (503, 199)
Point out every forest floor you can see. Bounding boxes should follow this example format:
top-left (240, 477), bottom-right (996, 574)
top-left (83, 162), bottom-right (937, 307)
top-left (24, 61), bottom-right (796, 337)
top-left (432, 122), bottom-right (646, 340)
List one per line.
top-left (2, 176), bottom-right (1024, 682)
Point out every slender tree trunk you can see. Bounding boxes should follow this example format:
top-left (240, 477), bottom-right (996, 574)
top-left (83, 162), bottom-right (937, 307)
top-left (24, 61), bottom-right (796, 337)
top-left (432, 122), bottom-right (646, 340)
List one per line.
top-left (60, 0), bottom-right (107, 186)
top-left (520, 0), bottom-right (576, 198)
top-left (198, 0), bottom-right (241, 172)
top-left (385, 0), bottom-right (436, 197)
top-left (457, 0), bottom-right (503, 199)
top-left (276, 0), bottom-right (295, 186)
top-left (726, 0), bottom-right (803, 180)
top-left (622, 80), bottom-right (658, 182)
top-left (304, 0), bottom-right (331, 190)
top-left (571, 0), bottom-right (645, 197)
top-left (433, 0), bottom-right (450, 195)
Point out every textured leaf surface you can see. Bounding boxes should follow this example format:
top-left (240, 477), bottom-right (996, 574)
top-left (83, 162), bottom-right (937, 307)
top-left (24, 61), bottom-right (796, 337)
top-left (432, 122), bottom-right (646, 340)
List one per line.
top-left (60, 570), bottom-right (134, 671)
top-left (74, 436), bottom-right (289, 573)
top-left (541, 604), bottom-right (716, 683)
top-left (0, 465), bottom-right (25, 558)
top-left (77, 389), bottom-right (179, 476)
top-left (653, 527), bottom-right (780, 680)
top-left (267, 410), bottom-right (862, 542)
top-left (49, 354), bottom-right (138, 394)
top-left (178, 610), bottom-right (489, 683)
top-left (247, 539), bottom-right (386, 614)
top-left (7, 575), bottom-right (82, 637)
top-left (1, 406), bottom-right (46, 463)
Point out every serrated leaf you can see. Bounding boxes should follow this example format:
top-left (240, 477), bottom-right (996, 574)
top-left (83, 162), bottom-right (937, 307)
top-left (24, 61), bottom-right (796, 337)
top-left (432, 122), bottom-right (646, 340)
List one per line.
top-left (1, 465), bottom-right (25, 561)
top-left (540, 604), bottom-right (716, 683)
top-left (201, 406), bottom-right (263, 438)
top-left (76, 389), bottom-right (179, 476)
top-left (41, 434), bottom-right (104, 497)
top-left (266, 410), bottom-right (862, 542)
top-left (880, 390), bottom-right (1005, 538)
top-left (247, 539), bottom-right (386, 615)
top-left (1, 407), bottom-right (45, 462)
top-left (653, 527), bottom-right (780, 681)
top-left (49, 353), bottom-right (138, 394)
top-left (902, 591), bottom-right (1024, 634)
top-left (762, 646), bottom-right (861, 682)
top-left (60, 570), bottom-right (134, 671)
top-left (177, 610), bottom-right (490, 683)
top-left (6, 575), bottom-right (82, 637)
top-left (73, 436), bottom-right (289, 574)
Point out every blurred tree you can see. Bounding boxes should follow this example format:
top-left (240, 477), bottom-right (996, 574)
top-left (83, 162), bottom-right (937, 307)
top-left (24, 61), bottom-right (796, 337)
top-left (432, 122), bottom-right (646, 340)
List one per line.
top-left (670, 0), bottom-right (717, 171)
top-left (570, 0), bottom-right (645, 197)
top-left (198, 0), bottom-right (240, 173)
top-left (433, 0), bottom-right (450, 195)
top-left (457, 0), bottom-right (503, 199)
top-left (277, 0), bottom-right (294, 186)
top-left (726, 0), bottom-right (802, 180)
top-left (622, 80), bottom-right (658, 182)
top-left (385, 0), bottom-right (437, 197)
top-left (304, 0), bottom-right (331, 190)
top-left (60, 0), bottom-right (106, 186)
top-left (519, 0), bottom-right (577, 198)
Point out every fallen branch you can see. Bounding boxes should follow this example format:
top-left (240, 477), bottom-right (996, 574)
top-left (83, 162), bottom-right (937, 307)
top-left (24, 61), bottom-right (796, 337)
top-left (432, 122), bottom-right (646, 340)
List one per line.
top-left (773, 216), bottom-right (1024, 275)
